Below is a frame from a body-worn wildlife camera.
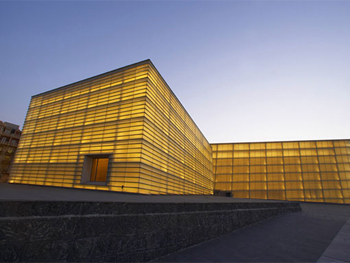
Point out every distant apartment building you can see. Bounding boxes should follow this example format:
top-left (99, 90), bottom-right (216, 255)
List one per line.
top-left (0, 121), bottom-right (21, 181)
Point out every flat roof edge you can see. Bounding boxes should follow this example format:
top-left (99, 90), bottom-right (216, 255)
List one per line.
top-left (32, 59), bottom-right (153, 98)
top-left (210, 138), bottom-right (350, 145)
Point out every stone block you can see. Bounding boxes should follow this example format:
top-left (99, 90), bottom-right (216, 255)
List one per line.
top-left (0, 242), bottom-right (25, 262)
top-left (0, 200), bottom-right (301, 262)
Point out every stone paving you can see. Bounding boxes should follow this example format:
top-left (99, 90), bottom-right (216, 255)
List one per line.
top-left (156, 203), bottom-right (350, 262)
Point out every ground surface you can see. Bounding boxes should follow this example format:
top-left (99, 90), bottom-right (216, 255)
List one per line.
top-left (0, 183), bottom-right (279, 203)
top-left (155, 203), bottom-right (350, 262)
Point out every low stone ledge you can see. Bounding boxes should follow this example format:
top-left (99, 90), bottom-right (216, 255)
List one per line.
top-left (0, 200), bottom-right (300, 217)
top-left (0, 201), bottom-right (301, 262)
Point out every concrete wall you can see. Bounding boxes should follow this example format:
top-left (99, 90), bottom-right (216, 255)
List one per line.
top-left (0, 201), bottom-right (301, 262)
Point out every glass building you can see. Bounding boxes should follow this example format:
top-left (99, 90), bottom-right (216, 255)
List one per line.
top-left (9, 60), bottom-right (213, 195)
top-left (9, 60), bottom-right (350, 203)
top-left (212, 140), bottom-right (350, 204)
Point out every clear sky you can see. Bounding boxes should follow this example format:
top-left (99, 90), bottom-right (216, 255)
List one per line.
top-left (1, 1), bottom-right (349, 143)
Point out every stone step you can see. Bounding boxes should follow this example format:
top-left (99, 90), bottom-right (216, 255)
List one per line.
top-left (0, 201), bottom-right (301, 262)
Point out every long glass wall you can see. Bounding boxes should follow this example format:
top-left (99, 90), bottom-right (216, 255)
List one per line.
top-left (212, 140), bottom-right (350, 204)
top-left (9, 60), bottom-right (213, 195)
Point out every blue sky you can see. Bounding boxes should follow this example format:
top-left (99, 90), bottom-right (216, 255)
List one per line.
top-left (1, 1), bottom-right (349, 143)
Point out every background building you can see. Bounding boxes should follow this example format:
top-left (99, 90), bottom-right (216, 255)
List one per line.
top-left (9, 60), bottom-right (213, 194)
top-left (8, 60), bottom-right (350, 204)
top-left (0, 121), bottom-right (21, 182)
top-left (212, 140), bottom-right (350, 204)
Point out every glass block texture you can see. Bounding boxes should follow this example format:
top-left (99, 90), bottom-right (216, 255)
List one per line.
top-left (9, 60), bottom-right (213, 195)
top-left (212, 140), bottom-right (350, 204)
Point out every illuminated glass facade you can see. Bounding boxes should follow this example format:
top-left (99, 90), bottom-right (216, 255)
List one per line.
top-left (9, 60), bottom-right (350, 204)
top-left (9, 60), bottom-right (213, 195)
top-left (212, 140), bottom-right (350, 204)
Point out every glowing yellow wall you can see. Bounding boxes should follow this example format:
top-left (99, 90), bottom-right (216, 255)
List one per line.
top-left (140, 64), bottom-right (213, 194)
top-left (10, 60), bottom-right (213, 194)
top-left (212, 140), bottom-right (350, 204)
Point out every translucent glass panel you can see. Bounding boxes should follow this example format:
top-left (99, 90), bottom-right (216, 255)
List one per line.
top-left (10, 60), bottom-right (213, 195)
top-left (139, 65), bottom-right (213, 195)
top-left (11, 62), bottom-right (151, 193)
top-left (212, 140), bottom-right (350, 204)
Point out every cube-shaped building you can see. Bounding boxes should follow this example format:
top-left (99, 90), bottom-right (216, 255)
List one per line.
top-left (9, 60), bottom-right (213, 195)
